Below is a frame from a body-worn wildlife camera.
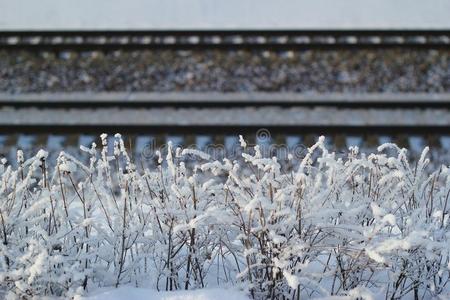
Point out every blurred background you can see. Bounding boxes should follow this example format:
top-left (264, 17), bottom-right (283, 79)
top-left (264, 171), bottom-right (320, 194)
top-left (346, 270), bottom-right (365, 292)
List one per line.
top-left (0, 0), bottom-right (449, 166)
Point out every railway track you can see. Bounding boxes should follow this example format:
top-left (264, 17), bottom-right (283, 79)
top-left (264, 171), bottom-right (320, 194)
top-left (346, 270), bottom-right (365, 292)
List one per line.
top-left (0, 92), bottom-right (448, 135)
top-left (1, 132), bottom-right (449, 167)
top-left (0, 30), bottom-right (448, 164)
top-left (0, 92), bottom-right (448, 163)
top-left (2, 93), bottom-right (450, 108)
top-left (1, 30), bottom-right (450, 50)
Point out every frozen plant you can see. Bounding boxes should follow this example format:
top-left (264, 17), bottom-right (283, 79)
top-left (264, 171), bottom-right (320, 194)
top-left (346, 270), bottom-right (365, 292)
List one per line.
top-left (0, 134), bottom-right (449, 299)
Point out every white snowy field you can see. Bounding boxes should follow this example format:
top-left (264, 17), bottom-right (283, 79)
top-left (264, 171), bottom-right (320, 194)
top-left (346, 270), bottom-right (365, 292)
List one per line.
top-left (1, 134), bottom-right (450, 299)
top-left (1, 0), bottom-right (450, 31)
top-left (81, 287), bottom-right (249, 300)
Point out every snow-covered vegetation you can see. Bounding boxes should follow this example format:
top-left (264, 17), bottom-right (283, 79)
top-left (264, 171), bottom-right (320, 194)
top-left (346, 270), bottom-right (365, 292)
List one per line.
top-left (0, 134), bottom-right (449, 299)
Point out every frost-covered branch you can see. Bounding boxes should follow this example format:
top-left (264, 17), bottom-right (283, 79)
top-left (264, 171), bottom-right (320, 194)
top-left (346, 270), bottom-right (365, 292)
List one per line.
top-left (0, 135), bottom-right (449, 299)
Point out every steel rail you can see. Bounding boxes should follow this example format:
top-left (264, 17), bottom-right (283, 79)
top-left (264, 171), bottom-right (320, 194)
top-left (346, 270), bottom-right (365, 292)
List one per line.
top-left (0, 92), bottom-right (448, 134)
top-left (1, 30), bottom-right (449, 50)
top-left (0, 107), bottom-right (448, 135)
top-left (0, 93), bottom-right (449, 108)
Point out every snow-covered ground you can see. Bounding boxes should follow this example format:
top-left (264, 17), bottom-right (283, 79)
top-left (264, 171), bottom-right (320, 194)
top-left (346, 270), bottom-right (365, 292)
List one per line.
top-left (1, 0), bottom-right (450, 30)
top-left (81, 287), bottom-right (249, 300)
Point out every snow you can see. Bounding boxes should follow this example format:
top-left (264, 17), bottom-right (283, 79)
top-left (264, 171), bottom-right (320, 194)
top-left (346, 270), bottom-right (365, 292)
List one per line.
top-left (81, 287), bottom-right (249, 300)
top-left (135, 136), bottom-right (153, 155)
top-left (282, 271), bottom-right (300, 289)
top-left (196, 136), bottom-right (213, 150)
top-left (441, 136), bottom-right (450, 149)
top-left (47, 135), bottom-right (65, 150)
top-left (239, 135), bottom-right (247, 148)
top-left (181, 148), bottom-right (211, 160)
top-left (79, 135), bottom-right (95, 148)
top-left (58, 158), bottom-right (77, 173)
top-left (1, 134), bottom-right (450, 299)
top-left (409, 135), bottom-right (425, 153)
top-left (1, 0), bottom-right (450, 31)
top-left (17, 135), bottom-right (35, 150)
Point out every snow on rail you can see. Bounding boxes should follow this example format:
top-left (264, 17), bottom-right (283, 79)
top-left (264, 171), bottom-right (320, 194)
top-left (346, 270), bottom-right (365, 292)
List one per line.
top-left (1, 0), bottom-right (450, 31)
